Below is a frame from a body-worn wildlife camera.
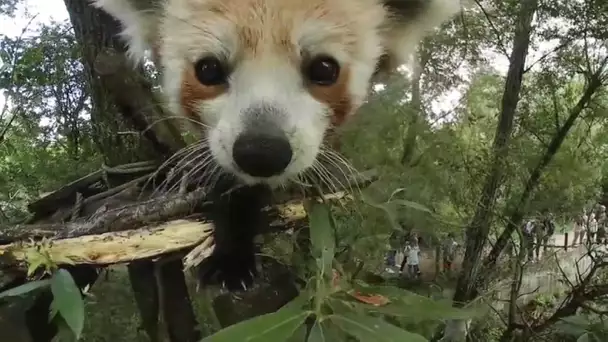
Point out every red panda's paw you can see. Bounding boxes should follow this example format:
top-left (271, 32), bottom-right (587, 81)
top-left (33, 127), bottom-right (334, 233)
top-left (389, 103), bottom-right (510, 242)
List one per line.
top-left (197, 248), bottom-right (258, 291)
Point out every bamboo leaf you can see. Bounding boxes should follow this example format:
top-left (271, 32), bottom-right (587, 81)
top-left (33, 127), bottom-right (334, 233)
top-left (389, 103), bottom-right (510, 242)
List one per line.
top-left (50, 269), bottom-right (85, 339)
top-left (350, 284), bottom-right (482, 322)
top-left (330, 313), bottom-right (427, 342)
top-left (0, 279), bottom-right (50, 299)
top-left (201, 310), bottom-right (311, 342)
top-left (308, 202), bottom-right (336, 273)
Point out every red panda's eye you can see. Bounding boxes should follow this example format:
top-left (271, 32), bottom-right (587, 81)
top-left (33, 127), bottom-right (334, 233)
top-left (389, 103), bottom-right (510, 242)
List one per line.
top-left (194, 56), bottom-right (227, 86)
top-left (306, 55), bottom-right (340, 86)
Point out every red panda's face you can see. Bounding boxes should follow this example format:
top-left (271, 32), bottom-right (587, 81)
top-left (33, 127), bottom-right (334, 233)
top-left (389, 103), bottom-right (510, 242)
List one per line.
top-left (159, 0), bottom-right (386, 185)
top-left (91, 0), bottom-right (460, 186)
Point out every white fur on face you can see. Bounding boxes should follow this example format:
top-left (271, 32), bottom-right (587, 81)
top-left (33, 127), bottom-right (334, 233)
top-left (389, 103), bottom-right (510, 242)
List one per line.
top-left (157, 0), bottom-right (387, 186)
top-left (204, 57), bottom-right (330, 186)
top-left (91, 0), bottom-right (462, 186)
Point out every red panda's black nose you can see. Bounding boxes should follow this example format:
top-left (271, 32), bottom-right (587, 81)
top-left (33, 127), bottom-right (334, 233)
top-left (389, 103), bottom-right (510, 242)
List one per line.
top-left (232, 132), bottom-right (292, 178)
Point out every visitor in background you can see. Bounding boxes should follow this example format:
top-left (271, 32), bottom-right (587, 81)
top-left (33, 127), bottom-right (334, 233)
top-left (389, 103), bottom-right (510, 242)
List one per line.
top-left (596, 205), bottom-right (607, 244)
top-left (540, 212), bottom-right (556, 255)
top-left (572, 211), bottom-right (586, 246)
top-left (385, 248), bottom-right (397, 273)
top-left (384, 231), bottom-right (400, 273)
top-left (588, 213), bottom-right (598, 244)
top-left (400, 231), bottom-right (419, 273)
top-left (403, 237), bottom-right (421, 279)
top-left (442, 233), bottom-right (459, 274)
top-left (522, 218), bottom-right (536, 261)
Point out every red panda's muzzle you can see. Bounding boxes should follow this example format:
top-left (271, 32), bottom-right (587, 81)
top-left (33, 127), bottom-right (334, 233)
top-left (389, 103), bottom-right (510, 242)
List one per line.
top-left (232, 130), bottom-right (293, 178)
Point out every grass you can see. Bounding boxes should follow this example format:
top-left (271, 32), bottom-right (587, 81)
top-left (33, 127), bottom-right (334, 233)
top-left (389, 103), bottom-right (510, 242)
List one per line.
top-left (77, 266), bottom-right (219, 342)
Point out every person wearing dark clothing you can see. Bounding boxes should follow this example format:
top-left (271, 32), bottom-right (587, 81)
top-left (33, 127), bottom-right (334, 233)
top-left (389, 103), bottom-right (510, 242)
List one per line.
top-left (538, 213), bottom-right (555, 257)
top-left (442, 233), bottom-right (459, 273)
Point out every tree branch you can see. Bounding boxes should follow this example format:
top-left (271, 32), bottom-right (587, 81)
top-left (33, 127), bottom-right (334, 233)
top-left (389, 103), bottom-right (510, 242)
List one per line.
top-left (484, 68), bottom-right (605, 274)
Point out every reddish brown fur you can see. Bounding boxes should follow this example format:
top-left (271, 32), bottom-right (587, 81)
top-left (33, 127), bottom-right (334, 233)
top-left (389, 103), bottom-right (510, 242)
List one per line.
top-left (308, 66), bottom-right (352, 126)
top-left (180, 65), bottom-right (227, 121)
top-left (175, 0), bottom-right (383, 124)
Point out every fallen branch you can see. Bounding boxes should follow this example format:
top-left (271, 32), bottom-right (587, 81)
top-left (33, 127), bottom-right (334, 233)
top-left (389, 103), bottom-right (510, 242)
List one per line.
top-left (0, 192), bottom-right (348, 271)
top-left (2, 220), bottom-right (212, 266)
top-left (0, 187), bottom-right (209, 243)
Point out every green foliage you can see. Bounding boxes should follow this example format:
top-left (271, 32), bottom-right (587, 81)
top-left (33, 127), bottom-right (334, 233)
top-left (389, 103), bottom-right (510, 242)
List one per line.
top-left (0, 278), bottom-right (50, 299)
top-left (0, 268), bottom-right (86, 340)
top-left (0, 20), bottom-right (101, 222)
top-left (555, 315), bottom-right (608, 342)
top-left (50, 269), bottom-right (86, 340)
top-left (200, 203), bottom-right (480, 342)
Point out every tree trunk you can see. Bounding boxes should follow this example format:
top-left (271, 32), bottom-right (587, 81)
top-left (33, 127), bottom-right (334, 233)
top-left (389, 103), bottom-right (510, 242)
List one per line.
top-left (438, 0), bottom-right (539, 340)
top-left (483, 66), bottom-right (606, 272)
top-left (63, 0), bottom-right (183, 166)
top-left (452, 0), bottom-right (538, 305)
top-left (22, 2), bottom-right (196, 342)
top-left (401, 50), bottom-right (428, 165)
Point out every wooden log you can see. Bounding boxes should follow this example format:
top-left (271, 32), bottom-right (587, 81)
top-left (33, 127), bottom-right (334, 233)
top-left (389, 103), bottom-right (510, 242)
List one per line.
top-left (1, 220), bottom-right (212, 267)
top-left (0, 192), bottom-right (347, 271)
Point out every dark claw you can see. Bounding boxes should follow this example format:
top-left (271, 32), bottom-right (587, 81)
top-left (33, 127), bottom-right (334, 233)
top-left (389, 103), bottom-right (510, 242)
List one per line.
top-left (197, 249), bottom-right (257, 291)
top-left (199, 177), bottom-right (270, 292)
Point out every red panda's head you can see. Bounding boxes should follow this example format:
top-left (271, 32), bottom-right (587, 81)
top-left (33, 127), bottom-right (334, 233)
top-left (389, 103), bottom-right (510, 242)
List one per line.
top-left (92, 0), bottom-right (460, 186)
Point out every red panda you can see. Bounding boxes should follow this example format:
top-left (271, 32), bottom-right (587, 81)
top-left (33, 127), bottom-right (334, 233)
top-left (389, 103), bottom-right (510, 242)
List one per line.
top-left (91, 0), bottom-right (461, 291)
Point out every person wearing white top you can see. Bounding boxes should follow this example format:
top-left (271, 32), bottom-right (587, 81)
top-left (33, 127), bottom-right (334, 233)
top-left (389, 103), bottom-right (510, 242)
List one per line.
top-left (573, 212), bottom-right (586, 246)
top-left (588, 213), bottom-right (598, 244)
top-left (403, 241), bottom-right (421, 279)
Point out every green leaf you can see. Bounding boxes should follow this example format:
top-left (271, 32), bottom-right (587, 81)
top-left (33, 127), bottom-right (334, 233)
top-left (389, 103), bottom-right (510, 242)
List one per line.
top-left (25, 249), bottom-right (52, 276)
top-left (560, 315), bottom-right (591, 327)
top-left (577, 333), bottom-right (590, 342)
top-left (54, 314), bottom-right (78, 342)
top-left (280, 287), bottom-right (314, 313)
top-left (307, 321), bottom-right (345, 342)
top-left (50, 269), bottom-right (85, 340)
top-left (389, 199), bottom-right (433, 214)
top-left (287, 324), bottom-right (308, 342)
top-left (201, 310), bottom-right (311, 342)
top-left (326, 297), bottom-right (360, 315)
top-left (307, 321), bottom-right (347, 342)
top-left (308, 202), bottom-right (336, 270)
top-left (0, 279), bottom-right (50, 299)
top-left (555, 315), bottom-right (591, 337)
top-left (27, 257), bottom-right (46, 277)
top-left (308, 202), bottom-right (337, 304)
top-left (330, 313), bottom-right (427, 342)
top-left (360, 194), bottom-right (402, 231)
top-left (350, 284), bottom-right (482, 322)
top-left (308, 322), bottom-right (326, 342)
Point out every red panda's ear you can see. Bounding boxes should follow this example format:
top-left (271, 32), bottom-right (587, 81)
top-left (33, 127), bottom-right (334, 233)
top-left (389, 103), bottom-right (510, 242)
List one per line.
top-left (377, 0), bottom-right (461, 75)
top-left (89, 0), bottom-right (162, 64)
